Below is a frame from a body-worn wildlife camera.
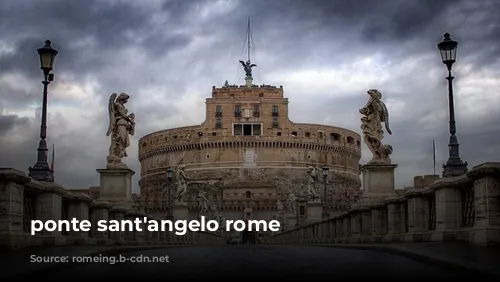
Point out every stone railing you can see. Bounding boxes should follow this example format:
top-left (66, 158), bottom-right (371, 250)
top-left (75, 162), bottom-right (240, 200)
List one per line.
top-left (0, 168), bottom-right (227, 250)
top-left (268, 162), bottom-right (500, 246)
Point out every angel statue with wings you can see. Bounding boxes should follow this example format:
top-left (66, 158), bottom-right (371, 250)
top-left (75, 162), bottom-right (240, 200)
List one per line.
top-left (106, 93), bottom-right (135, 168)
top-left (239, 60), bottom-right (257, 77)
top-left (359, 89), bottom-right (393, 164)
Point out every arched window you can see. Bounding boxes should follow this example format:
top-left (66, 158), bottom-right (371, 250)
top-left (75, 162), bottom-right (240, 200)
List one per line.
top-left (347, 136), bottom-right (355, 144)
top-left (329, 133), bottom-right (341, 141)
top-left (299, 206), bottom-right (305, 215)
top-left (245, 191), bottom-right (252, 199)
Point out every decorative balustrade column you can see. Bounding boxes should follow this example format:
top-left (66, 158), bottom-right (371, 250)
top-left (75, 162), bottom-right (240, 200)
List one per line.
top-left (432, 178), bottom-right (461, 237)
top-left (90, 200), bottom-right (112, 244)
top-left (32, 181), bottom-right (66, 245)
top-left (405, 191), bottom-right (426, 241)
top-left (349, 208), bottom-right (362, 240)
top-left (384, 198), bottom-right (402, 240)
top-left (0, 169), bottom-right (31, 249)
top-left (68, 193), bottom-right (94, 244)
top-left (111, 207), bottom-right (127, 244)
top-left (370, 204), bottom-right (388, 239)
top-left (467, 163), bottom-right (500, 245)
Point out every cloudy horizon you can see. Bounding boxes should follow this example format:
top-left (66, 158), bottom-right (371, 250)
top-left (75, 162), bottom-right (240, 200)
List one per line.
top-left (1, 0), bottom-right (499, 193)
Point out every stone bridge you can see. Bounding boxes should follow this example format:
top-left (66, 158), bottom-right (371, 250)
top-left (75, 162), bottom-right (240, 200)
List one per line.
top-left (269, 162), bottom-right (500, 246)
top-left (0, 168), bottom-right (226, 249)
top-left (1, 163), bottom-right (499, 279)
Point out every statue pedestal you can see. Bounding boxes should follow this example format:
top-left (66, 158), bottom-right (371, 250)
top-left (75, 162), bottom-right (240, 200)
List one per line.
top-left (360, 163), bottom-right (398, 197)
top-left (307, 201), bottom-right (322, 223)
top-left (245, 76), bottom-right (253, 87)
top-left (96, 168), bottom-right (134, 209)
top-left (173, 202), bottom-right (189, 221)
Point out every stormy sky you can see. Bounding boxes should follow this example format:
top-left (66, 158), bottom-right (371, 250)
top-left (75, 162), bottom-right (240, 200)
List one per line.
top-left (1, 0), bottom-right (499, 192)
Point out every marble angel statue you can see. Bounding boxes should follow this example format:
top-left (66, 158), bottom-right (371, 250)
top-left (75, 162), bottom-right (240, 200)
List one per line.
top-left (106, 93), bottom-right (135, 169)
top-left (307, 166), bottom-right (320, 202)
top-left (209, 204), bottom-right (222, 224)
top-left (174, 165), bottom-right (190, 204)
top-left (198, 189), bottom-right (210, 217)
top-left (286, 192), bottom-right (297, 215)
top-left (359, 89), bottom-right (393, 164)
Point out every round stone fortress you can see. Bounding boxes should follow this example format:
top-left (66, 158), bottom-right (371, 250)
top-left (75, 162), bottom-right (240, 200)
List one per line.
top-left (138, 83), bottom-right (362, 226)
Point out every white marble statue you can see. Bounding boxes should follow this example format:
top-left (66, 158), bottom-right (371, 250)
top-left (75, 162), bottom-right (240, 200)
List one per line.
top-left (106, 93), bottom-right (135, 169)
top-left (198, 190), bottom-right (210, 216)
top-left (360, 89), bottom-right (393, 164)
top-left (209, 204), bottom-right (222, 224)
top-left (274, 200), bottom-right (285, 230)
top-left (307, 166), bottom-right (320, 202)
top-left (174, 165), bottom-right (190, 204)
top-left (286, 192), bottom-right (297, 215)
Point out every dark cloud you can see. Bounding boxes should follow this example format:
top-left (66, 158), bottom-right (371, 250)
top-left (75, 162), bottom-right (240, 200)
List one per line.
top-left (0, 114), bottom-right (29, 135)
top-left (0, 0), bottom-right (499, 192)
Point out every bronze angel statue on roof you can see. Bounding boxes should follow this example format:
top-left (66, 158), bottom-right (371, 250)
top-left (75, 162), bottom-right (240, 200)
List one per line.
top-left (239, 60), bottom-right (257, 77)
top-left (106, 92), bottom-right (135, 169)
top-left (359, 89), bottom-right (393, 164)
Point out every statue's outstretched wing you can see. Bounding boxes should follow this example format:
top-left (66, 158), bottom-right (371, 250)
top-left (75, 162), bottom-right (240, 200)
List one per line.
top-left (250, 64), bottom-right (257, 67)
top-left (106, 93), bottom-right (117, 136)
top-left (380, 101), bottom-right (392, 135)
top-left (239, 60), bottom-right (245, 67)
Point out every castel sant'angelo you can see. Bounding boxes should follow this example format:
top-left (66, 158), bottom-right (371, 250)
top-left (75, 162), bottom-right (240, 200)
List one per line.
top-left (136, 25), bottom-right (362, 229)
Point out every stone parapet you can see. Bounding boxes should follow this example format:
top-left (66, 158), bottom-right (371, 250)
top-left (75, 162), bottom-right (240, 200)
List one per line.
top-left (268, 161), bottom-right (500, 246)
top-left (0, 168), bottom-right (228, 250)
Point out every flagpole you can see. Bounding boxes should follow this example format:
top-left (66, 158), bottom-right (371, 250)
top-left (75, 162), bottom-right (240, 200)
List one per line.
top-left (433, 140), bottom-right (436, 175)
top-left (51, 143), bottom-right (55, 173)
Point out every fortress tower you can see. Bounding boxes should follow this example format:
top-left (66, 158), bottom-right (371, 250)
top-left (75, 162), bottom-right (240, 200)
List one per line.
top-left (137, 20), bottom-right (362, 229)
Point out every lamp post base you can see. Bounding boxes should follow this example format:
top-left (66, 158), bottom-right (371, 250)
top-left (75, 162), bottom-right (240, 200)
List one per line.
top-left (28, 163), bottom-right (54, 182)
top-left (442, 159), bottom-right (468, 177)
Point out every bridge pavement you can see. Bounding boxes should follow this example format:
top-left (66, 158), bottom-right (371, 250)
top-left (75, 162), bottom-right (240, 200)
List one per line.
top-left (8, 244), bottom-right (498, 280)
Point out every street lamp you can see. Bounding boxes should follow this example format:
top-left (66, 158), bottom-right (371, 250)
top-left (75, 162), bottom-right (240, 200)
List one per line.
top-left (28, 40), bottom-right (58, 182)
top-left (322, 166), bottom-right (329, 219)
top-left (437, 33), bottom-right (468, 177)
top-left (166, 167), bottom-right (174, 220)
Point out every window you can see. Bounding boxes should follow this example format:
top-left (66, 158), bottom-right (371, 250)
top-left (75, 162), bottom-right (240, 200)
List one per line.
top-left (347, 136), bottom-right (355, 144)
top-left (318, 131), bottom-right (324, 139)
top-left (216, 117), bottom-right (222, 129)
top-left (234, 105), bottom-right (241, 117)
top-left (272, 105), bottom-right (279, 116)
top-left (272, 117), bottom-right (279, 128)
top-left (305, 132), bottom-right (311, 137)
top-left (291, 131), bottom-right (297, 137)
top-left (277, 132), bottom-right (282, 136)
top-left (215, 105), bottom-right (222, 117)
top-left (330, 133), bottom-right (341, 141)
top-left (233, 123), bottom-right (262, 136)
top-left (245, 191), bottom-right (252, 198)
top-left (299, 206), bottom-right (305, 215)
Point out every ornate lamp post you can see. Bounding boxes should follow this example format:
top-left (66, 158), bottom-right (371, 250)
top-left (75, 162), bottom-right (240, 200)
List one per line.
top-left (166, 167), bottom-right (174, 220)
top-left (437, 33), bottom-right (468, 177)
top-left (322, 166), bottom-right (329, 219)
top-left (29, 40), bottom-right (58, 182)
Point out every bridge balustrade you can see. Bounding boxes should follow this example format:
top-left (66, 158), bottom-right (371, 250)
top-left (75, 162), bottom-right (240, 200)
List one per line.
top-left (0, 168), bottom-right (226, 250)
top-left (268, 163), bottom-right (499, 246)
